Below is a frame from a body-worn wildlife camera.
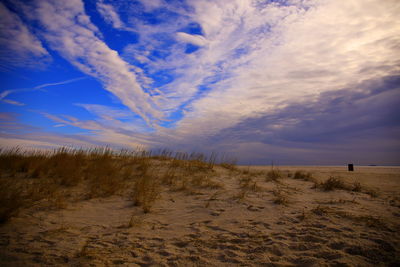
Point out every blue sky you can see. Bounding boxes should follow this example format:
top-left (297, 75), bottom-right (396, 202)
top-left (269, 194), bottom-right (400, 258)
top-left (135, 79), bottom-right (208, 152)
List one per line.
top-left (0, 0), bottom-right (399, 165)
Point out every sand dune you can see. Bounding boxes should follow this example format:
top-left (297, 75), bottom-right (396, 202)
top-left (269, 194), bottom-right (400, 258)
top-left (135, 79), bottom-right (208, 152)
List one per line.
top-left (1, 165), bottom-right (399, 266)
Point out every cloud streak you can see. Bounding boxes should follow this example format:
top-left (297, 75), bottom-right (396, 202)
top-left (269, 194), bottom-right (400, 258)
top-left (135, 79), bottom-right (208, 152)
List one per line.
top-left (20, 0), bottom-right (162, 123)
top-left (0, 2), bottom-right (50, 70)
top-left (0, 77), bottom-right (86, 106)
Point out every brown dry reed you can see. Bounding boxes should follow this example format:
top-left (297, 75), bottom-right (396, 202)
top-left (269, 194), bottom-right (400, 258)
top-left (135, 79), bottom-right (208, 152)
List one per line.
top-left (266, 169), bottom-right (282, 181)
top-left (313, 176), bottom-right (378, 197)
top-left (292, 171), bottom-right (316, 182)
top-left (0, 147), bottom-right (236, 222)
top-left (272, 188), bottom-right (289, 205)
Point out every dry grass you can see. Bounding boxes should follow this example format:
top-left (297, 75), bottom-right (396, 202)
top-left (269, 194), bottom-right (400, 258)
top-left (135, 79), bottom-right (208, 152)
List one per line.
top-left (239, 176), bottom-right (261, 192)
top-left (319, 177), bottom-right (348, 191)
top-left (218, 155), bottom-right (237, 171)
top-left (272, 188), bottom-right (289, 205)
top-left (234, 176), bottom-right (262, 202)
top-left (132, 175), bottom-right (161, 213)
top-left (240, 167), bottom-right (265, 177)
top-left (292, 171), bottom-right (316, 182)
top-left (0, 147), bottom-right (235, 222)
top-left (364, 187), bottom-right (379, 198)
top-left (315, 176), bottom-right (377, 197)
top-left (266, 169), bottom-right (282, 182)
top-left (0, 179), bottom-right (25, 223)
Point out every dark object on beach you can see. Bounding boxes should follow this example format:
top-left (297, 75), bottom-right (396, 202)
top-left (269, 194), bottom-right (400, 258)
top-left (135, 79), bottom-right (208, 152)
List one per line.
top-left (348, 164), bottom-right (354, 171)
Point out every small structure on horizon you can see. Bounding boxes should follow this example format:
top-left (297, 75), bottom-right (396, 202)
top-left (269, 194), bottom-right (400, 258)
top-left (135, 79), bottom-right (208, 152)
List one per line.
top-left (348, 164), bottom-right (354, 171)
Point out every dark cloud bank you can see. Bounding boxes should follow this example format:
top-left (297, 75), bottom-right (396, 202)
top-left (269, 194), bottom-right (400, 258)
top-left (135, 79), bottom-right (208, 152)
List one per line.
top-left (187, 75), bottom-right (400, 165)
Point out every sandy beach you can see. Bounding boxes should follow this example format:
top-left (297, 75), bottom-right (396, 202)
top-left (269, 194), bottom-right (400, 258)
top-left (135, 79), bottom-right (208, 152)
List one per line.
top-left (1, 0), bottom-right (399, 266)
top-left (0, 163), bottom-right (399, 266)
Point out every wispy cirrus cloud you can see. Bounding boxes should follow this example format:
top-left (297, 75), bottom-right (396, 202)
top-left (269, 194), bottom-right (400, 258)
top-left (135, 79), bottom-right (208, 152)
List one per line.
top-left (96, 1), bottom-right (125, 30)
top-left (0, 77), bottom-right (86, 106)
top-left (166, 0), bottom-right (400, 139)
top-left (17, 0), bottom-right (162, 123)
top-left (0, 2), bottom-right (50, 70)
top-left (176, 32), bottom-right (208, 47)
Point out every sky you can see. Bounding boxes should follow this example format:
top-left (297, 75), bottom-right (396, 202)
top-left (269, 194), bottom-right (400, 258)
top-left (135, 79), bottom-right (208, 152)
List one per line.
top-left (0, 0), bottom-right (399, 165)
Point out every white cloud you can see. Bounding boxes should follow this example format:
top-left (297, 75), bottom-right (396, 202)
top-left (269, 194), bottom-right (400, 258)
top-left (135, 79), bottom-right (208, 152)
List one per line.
top-left (33, 77), bottom-right (86, 89)
top-left (165, 0), bottom-right (400, 141)
top-left (137, 0), bottom-right (164, 11)
top-left (96, 2), bottom-right (124, 29)
top-left (0, 2), bottom-right (50, 68)
top-left (2, 99), bottom-right (25, 106)
top-left (42, 111), bottom-right (157, 148)
top-left (176, 32), bottom-right (208, 46)
top-left (0, 77), bottom-right (85, 106)
top-left (23, 0), bottom-right (162, 123)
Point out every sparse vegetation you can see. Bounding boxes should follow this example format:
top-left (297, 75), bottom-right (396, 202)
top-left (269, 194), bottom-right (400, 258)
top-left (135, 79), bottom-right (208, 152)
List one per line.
top-left (0, 147), bottom-right (237, 223)
top-left (272, 188), bottom-right (289, 205)
top-left (313, 176), bottom-right (377, 198)
top-left (319, 177), bottom-right (347, 191)
top-left (239, 176), bottom-right (261, 192)
top-left (132, 175), bottom-right (160, 213)
top-left (292, 171), bottom-right (316, 182)
top-left (364, 187), bottom-right (379, 198)
top-left (234, 176), bottom-right (262, 202)
top-left (351, 182), bottom-right (362, 192)
top-left (266, 169), bottom-right (282, 181)
top-left (0, 179), bottom-right (25, 223)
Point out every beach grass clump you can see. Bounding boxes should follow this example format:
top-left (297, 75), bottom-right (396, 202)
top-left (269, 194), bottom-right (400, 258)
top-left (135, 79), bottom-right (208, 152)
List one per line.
top-left (293, 171), bottom-right (316, 182)
top-left (0, 146), bottom-right (239, 220)
top-left (239, 176), bottom-right (261, 192)
top-left (266, 169), bottom-right (282, 181)
top-left (218, 154), bottom-right (237, 171)
top-left (85, 152), bottom-right (129, 198)
top-left (0, 177), bottom-right (59, 223)
top-left (241, 167), bottom-right (265, 177)
top-left (364, 188), bottom-right (379, 198)
top-left (351, 181), bottom-right (362, 192)
top-left (0, 179), bottom-right (25, 223)
top-left (315, 176), bottom-right (377, 197)
top-left (319, 177), bottom-right (348, 191)
top-left (191, 174), bottom-right (223, 189)
top-left (132, 175), bottom-right (161, 213)
top-left (272, 188), bottom-right (288, 205)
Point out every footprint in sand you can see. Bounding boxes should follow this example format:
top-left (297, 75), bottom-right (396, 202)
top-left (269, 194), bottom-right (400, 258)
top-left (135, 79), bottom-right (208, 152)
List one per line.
top-left (173, 240), bottom-right (189, 248)
top-left (247, 205), bottom-right (260, 211)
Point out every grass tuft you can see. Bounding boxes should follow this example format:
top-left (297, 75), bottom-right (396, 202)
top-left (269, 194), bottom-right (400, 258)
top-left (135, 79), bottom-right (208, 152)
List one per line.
top-left (132, 176), bottom-right (160, 213)
top-left (319, 177), bottom-right (347, 191)
top-left (266, 169), bottom-right (282, 181)
top-left (0, 179), bottom-right (25, 223)
top-left (292, 171), bottom-right (316, 182)
top-left (272, 188), bottom-right (289, 205)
